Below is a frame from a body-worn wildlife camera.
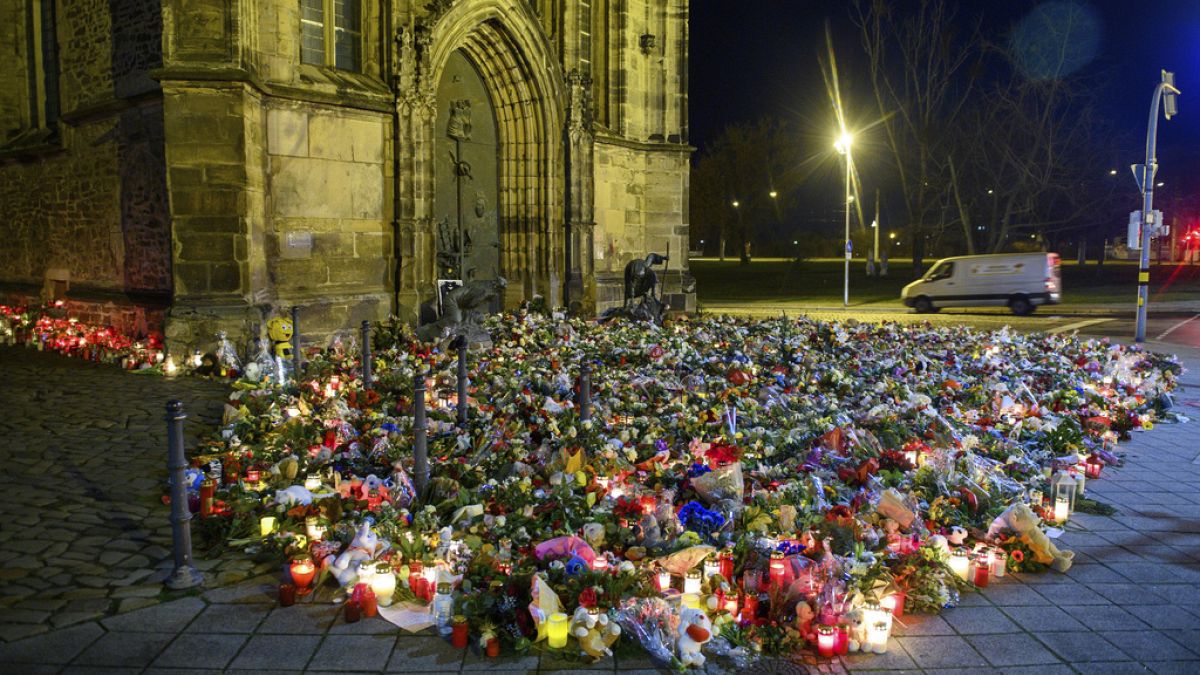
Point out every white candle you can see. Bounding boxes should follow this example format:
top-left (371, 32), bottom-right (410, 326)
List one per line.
top-left (1054, 496), bottom-right (1070, 524)
top-left (948, 549), bottom-right (971, 580)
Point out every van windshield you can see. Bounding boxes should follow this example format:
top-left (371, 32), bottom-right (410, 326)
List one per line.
top-left (925, 262), bottom-right (954, 281)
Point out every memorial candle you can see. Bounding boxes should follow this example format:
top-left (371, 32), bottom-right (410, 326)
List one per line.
top-left (547, 612), bottom-right (569, 648)
top-left (684, 569), bottom-right (702, 594)
top-left (719, 546), bottom-right (734, 579)
top-left (816, 624), bottom-right (836, 657)
top-left (768, 551), bottom-right (787, 589)
top-left (948, 548), bottom-right (971, 580)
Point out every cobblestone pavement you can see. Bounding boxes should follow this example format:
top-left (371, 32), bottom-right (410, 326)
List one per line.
top-left (0, 346), bottom-right (265, 642)
top-left (1, 346), bottom-right (1199, 673)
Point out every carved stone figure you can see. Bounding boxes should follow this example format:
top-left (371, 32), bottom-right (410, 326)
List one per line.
top-left (447, 99), bottom-right (473, 141)
top-left (417, 276), bottom-right (508, 345)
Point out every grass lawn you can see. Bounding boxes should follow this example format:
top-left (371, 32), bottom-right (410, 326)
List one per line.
top-left (690, 258), bottom-right (1200, 307)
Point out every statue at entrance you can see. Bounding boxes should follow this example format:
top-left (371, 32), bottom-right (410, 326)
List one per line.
top-left (417, 276), bottom-right (508, 345)
top-left (601, 253), bottom-right (669, 325)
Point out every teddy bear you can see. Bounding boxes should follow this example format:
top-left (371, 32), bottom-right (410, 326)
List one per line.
top-left (322, 522), bottom-right (388, 595)
top-left (987, 502), bottom-right (1074, 572)
top-left (569, 606), bottom-right (621, 661)
top-left (267, 316), bottom-right (294, 360)
top-left (677, 606), bottom-right (713, 668)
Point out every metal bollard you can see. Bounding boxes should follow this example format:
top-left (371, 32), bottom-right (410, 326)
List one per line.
top-left (455, 335), bottom-right (468, 427)
top-left (290, 306), bottom-right (301, 380)
top-left (361, 320), bottom-right (373, 389)
top-left (578, 361), bottom-right (592, 422)
top-left (412, 367), bottom-right (430, 498)
top-left (164, 400), bottom-right (203, 590)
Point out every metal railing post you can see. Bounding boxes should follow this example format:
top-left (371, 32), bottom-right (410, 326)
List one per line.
top-left (361, 320), bottom-right (372, 389)
top-left (290, 306), bottom-right (301, 379)
top-left (455, 335), bottom-right (468, 427)
top-left (578, 361), bottom-right (592, 422)
top-left (413, 367), bottom-right (430, 498)
top-left (165, 400), bottom-right (203, 590)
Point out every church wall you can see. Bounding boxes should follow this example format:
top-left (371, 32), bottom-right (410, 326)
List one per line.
top-left (0, 0), bottom-right (170, 336)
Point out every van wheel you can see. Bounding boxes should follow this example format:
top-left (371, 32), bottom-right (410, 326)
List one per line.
top-left (1009, 295), bottom-right (1035, 316)
top-left (913, 296), bottom-right (936, 314)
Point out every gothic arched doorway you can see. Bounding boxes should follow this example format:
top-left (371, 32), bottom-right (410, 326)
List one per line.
top-left (428, 10), bottom-right (564, 309)
top-left (434, 51), bottom-right (500, 289)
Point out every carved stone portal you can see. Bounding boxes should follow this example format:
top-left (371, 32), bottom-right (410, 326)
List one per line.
top-left (447, 99), bottom-right (473, 141)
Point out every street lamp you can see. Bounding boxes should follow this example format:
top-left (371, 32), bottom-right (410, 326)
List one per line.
top-left (1133, 70), bottom-right (1180, 343)
top-left (731, 200), bottom-right (740, 208)
top-left (769, 190), bottom-right (778, 199)
top-left (835, 131), bottom-right (853, 307)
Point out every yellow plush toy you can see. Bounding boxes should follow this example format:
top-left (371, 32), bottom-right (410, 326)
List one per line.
top-left (267, 317), bottom-right (293, 360)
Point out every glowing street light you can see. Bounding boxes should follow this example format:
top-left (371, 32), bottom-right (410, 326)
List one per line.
top-left (1109, 169), bottom-right (1118, 176)
top-left (731, 200), bottom-right (740, 208)
top-left (769, 190), bottom-right (778, 199)
top-left (834, 130), bottom-right (854, 307)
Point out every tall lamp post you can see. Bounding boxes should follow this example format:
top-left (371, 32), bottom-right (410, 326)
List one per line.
top-left (835, 131), bottom-right (854, 307)
top-left (1133, 70), bottom-right (1180, 343)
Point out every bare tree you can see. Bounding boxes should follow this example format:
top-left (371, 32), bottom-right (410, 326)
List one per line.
top-left (689, 119), bottom-right (802, 264)
top-left (854, 0), bottom-right (982, 272)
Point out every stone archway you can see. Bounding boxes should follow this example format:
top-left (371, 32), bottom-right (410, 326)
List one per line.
top-left (424, 3), bottom-right (566, 310)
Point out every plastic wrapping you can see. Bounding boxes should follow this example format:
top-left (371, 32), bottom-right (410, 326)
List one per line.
top-left (616, 597), bottom-right (679, 667)
top-left (214, 331), bottom-right (242, 374)
top-left (691, 462), bottom-right (744, 505)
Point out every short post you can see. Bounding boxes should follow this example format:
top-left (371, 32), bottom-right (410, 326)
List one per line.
top-left (290, 306), bottom-right (301, 379)
top-left (412, 367), bottom-right (430, 498)
top-left (165, 400), bottom-right (203, 590)
top-left (455, 334), bottom-right (469, 426)
top-left (360, 320), bottom-right (373, 389)
top-left (578, 361), bottom-right (592, 422)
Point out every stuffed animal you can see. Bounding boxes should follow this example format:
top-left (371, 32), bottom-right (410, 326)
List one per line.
top-left (267, 316), bottom-right (293, 360)
top-left (677, 606), bottom-right (713, 668)
top-left (987, 502), bottom-right (1074, 572)
top-left (795, 601), bottom-right (816, 640)
top-left (570, 606), bottom-right (621, 661)
top-left (274, 485), bottom-right (314, 507)
top-left (947, 526), bottom-right (969, 546)
top-left (322, 522), bottom-right (387, 594)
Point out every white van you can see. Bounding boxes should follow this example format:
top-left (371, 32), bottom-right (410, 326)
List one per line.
top-left (901, 253), bottom-right (1061, 315)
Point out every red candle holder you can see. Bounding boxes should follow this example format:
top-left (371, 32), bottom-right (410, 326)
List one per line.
top-left (719, 547), bottom-right (735, 580)
top-left (816, 624), bottom-right (836, 657)
top-left (290, 557), bottom-right (317, 592)
top-left (344, 600), bottom-right (361, 623)
top-left (1085, 455), bottom-right (1103, 479)
top-left (452, 615), bottom-right (469, 648)
top-left (279, 583), bottom-right (296, 607)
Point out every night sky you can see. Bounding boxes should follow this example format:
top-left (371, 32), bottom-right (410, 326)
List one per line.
top-left (689, 0), bottom-right (1200, 221)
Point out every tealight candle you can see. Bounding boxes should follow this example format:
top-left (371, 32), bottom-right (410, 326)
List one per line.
top-left (305, 516), bottom-right (326, 541)
top-left (867, 620), bottom-right (890, 653)
top-left (289, 557), bottom-right (316, 589)
top-left (768, 551), bottom-right (787, 589)
top-left (245, 469), bottom-right (261, 484)
top-left (371, 562), bottom-right (397, 607)
top-left (991, 549), bottom-right (1007, 577)
top-left (1054, 496), bottom-right (1070, 524)
top-left (719, 547), bottom-right (735, 579)
top-left (948, 548), bottom-right (970, 580)
top-left (684, 569), bottom-right (702, 594)
top-left (816, 624), bottom-right (837, 657)
top-left (592, 556), bottom-right (609, 572)
top-left (547, 612), bottom-right (570, 648)
top-left (304, 475), bottom-right (322, 491)
top-left (259, 516), bottom-right (276, 537)
top-left (881, 591), bottom-right (905, 617)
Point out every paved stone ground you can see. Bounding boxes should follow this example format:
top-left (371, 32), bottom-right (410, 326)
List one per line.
top-left (0, 346), bottom-right (268, 642)
top-left (1, 345), bottom-right (1198, 673)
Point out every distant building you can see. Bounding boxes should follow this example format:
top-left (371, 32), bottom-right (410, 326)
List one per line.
top-left (0, 0), bottom-right (694, 350)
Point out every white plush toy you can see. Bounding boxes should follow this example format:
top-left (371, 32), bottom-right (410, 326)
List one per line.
top-left (987, 502), bottom-right (1074, 572)
top-left (677, 606), bottom-right (713, 668)
top-left (322, 522), bottom-right (387, 595)
top-left (274, 485), bottom-right (314, 507)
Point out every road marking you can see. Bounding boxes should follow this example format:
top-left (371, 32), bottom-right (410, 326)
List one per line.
top-left (1155, 313), bottom-right (1200, 341)
top-left (1050, 318), bottom-right (1113, 334)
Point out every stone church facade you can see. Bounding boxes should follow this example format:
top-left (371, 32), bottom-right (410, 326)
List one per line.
top-left (0, 0), bottom-right (694, 350)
